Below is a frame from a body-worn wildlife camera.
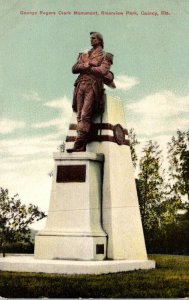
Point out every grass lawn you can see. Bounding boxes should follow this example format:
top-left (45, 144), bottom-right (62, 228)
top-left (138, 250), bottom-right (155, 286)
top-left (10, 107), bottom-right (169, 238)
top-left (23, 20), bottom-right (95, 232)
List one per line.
top-left (0, 255), bottom-right (189, 298)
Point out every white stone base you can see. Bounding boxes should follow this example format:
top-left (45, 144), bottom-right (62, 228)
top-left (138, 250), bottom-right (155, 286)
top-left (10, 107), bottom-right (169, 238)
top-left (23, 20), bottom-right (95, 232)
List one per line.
top-left (0, 255), bottom-right (155, 275)
top-left (35, 152), bottom-right (107, 261)
top-left (35, 234), bottom-right (107, 260)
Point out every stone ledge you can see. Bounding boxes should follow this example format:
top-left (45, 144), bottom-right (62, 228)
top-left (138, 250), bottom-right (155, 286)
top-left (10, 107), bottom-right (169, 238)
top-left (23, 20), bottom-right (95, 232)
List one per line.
top-left (53, 151), bottom-right (104, 162)
top-left (37, 230), bottom-right (107, 237)
top-left (0, 255), bottom-right (155, 275)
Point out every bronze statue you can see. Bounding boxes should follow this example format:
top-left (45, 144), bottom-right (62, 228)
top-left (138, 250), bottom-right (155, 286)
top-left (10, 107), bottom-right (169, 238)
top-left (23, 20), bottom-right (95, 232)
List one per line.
top-left (67, 32), bottom-right (116, 153)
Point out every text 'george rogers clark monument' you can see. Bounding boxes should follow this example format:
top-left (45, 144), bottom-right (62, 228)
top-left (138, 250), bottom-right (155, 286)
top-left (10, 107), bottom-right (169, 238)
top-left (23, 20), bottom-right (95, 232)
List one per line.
top-left (34, 32), bottom-right (155, 274)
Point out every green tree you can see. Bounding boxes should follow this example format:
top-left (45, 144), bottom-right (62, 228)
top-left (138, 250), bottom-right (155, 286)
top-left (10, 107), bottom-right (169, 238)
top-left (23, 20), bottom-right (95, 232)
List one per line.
top-left (137, 140), bottom-right (165, 251)
top-left (57, 141), bottom-right (66, 153)
top-left (128, 128), bottom-right (140, 168)
top-left (0, 187), bottom-right (46, 257)
top-left (134, 131), bottom-right (189, 254)
top-left (181, 148), bottom-right (189, 201)
top-left (152, 130), bottom-right (189, 254)
top-left (167, 130), bottom-right (189, 201)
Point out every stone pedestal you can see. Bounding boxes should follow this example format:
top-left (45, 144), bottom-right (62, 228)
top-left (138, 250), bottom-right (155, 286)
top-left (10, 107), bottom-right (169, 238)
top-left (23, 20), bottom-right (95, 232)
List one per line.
top-left (65, 95), bottom-right (148, 260)
top-left (35, 152), bottom-right (107, 260)
top-left (33, 94), bottom-right (155, 273)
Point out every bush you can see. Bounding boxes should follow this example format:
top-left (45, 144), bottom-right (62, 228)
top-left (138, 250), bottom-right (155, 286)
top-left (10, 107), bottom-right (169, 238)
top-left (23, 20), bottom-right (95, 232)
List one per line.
top-left (0, 242), bottom-right (34, 254)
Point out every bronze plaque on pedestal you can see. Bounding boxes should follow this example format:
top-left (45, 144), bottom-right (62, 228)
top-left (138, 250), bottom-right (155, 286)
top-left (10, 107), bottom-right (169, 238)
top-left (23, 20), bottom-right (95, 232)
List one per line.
top-left (56, 165), bottom-right (86, 183)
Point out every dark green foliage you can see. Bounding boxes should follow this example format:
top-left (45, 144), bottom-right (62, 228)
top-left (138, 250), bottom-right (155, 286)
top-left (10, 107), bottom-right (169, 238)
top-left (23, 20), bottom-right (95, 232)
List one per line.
top-left (146, 218), bottom-right (189, 255)
top-left (137, 141), bottom-right (166, 250)
top-left (128, 128), bottom-right (140, 168)
top-left (0, 255), bottom-right (189, 298)
top-left (1, 242), bottom-right (34, 254)
top-left (167, 129), bottom-right (189, 200)
top-left (181, 149), bottom-right (189, 198)
top-left (132, 130), bottom-right (189, 255)
top-left (0, 187), bottom-right (46, 256)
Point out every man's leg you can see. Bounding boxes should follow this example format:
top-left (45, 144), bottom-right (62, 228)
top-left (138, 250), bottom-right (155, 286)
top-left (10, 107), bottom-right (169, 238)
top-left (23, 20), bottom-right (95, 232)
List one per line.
top-left (67, 82), bottom-right (95, 152)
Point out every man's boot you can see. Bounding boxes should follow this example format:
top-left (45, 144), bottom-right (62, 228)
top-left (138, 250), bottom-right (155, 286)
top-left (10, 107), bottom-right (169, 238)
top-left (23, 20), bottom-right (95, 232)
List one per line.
top-left (67, 131), bottom-right (88, 153)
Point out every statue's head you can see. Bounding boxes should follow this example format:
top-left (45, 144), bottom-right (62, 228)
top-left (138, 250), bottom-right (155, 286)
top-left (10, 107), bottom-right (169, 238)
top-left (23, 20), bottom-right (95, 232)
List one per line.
top-left (90, 32), bottom-right (104, 48)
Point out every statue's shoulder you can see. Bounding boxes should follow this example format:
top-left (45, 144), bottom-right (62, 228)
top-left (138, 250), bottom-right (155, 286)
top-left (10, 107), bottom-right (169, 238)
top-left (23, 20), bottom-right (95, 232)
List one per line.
top-left (103, 51), bottom-right (114, 64)
top-left (77, 52), bottom-right (88, 60)
top-left (77, 52), bottom-right (84, 58)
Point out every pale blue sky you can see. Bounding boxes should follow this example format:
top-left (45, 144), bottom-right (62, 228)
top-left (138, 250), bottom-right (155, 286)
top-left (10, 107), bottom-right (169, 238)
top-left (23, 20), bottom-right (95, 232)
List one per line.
top-left (0, 0), bottom-right (188, 226)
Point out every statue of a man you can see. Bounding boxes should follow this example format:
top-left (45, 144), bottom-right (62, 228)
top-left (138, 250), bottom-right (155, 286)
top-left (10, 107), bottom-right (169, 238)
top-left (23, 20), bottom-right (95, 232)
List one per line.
top-left (67, 32), bottom-right (116, 153)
